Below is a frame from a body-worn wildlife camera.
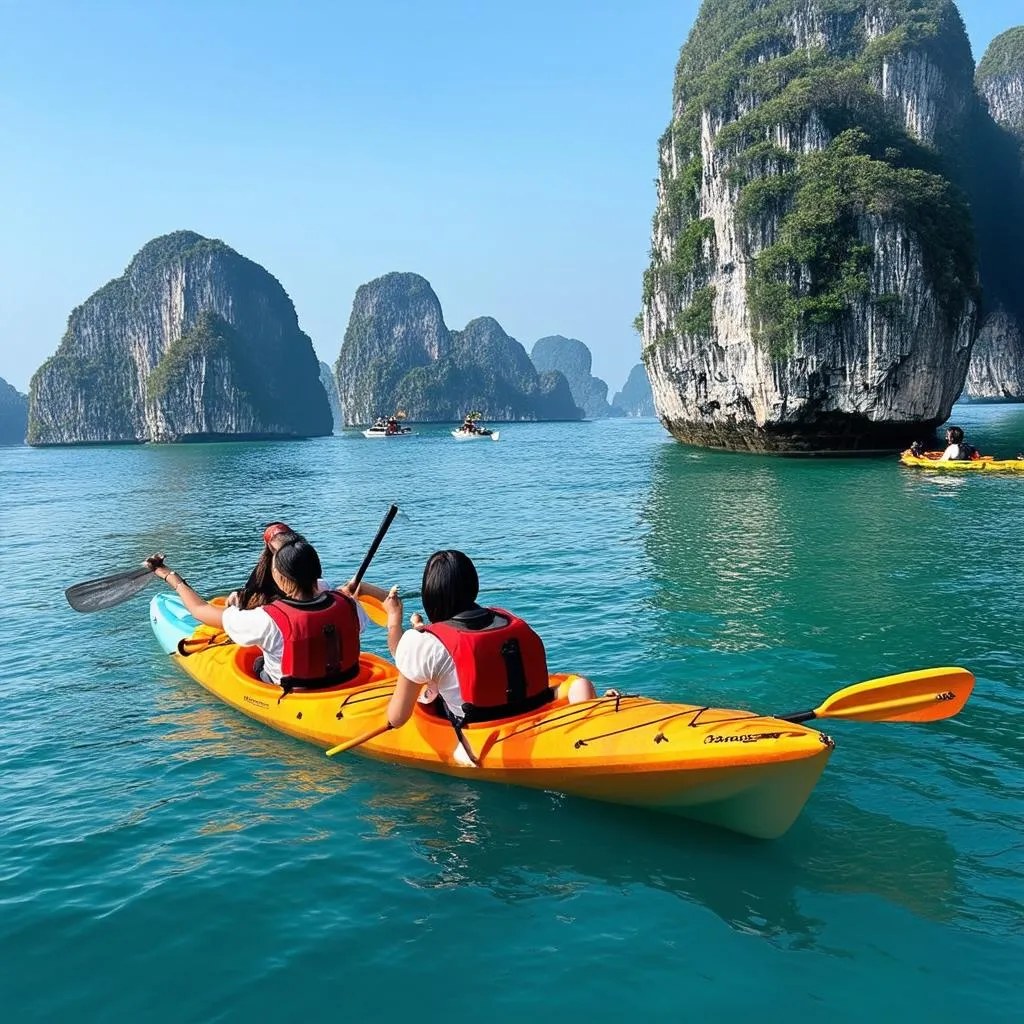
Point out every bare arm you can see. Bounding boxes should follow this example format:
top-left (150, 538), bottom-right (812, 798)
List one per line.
top-left (146, 556), bottom-right (224, 629)
top-left (383, 587), bottom-right (404, 656)
top-left (386, 674), bottom-right (425, 728)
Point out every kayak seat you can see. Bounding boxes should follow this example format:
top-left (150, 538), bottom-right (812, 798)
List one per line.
top-left (235, 647), bottom-right (397, 693)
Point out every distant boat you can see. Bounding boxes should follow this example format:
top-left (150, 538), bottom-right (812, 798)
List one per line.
top-left (363, 426), bottom-right (413, 438)
top-left (363, 418), bottom-right (413, 438)
top-left (452, 421), bottom-right (499, 441)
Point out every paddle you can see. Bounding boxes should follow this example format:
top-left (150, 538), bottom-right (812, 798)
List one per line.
top-left (65, 565), bottom-right (157, 613)
top-left (325, 722), bottom-right (392, 757)
top-left (324, 665), bottom-right (975, 762)
top-left (777, 667), bottom-right (974, 724)
top-left (351, 505), bottom-right (399, 590)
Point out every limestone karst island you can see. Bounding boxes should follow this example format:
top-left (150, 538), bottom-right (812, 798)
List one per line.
top-left (639, 1), bottom-right (1024, 451)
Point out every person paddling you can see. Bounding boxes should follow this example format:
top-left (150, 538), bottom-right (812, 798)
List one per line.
top-left (146, 539), bottom-right (392, 689)
top-left (382, 550), bottom-right (610, 734)
top-left (938, 425), bottom-right (978, 462)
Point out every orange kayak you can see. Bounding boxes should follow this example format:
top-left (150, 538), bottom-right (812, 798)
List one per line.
top-left (151, 593), bottom-right (834, 838)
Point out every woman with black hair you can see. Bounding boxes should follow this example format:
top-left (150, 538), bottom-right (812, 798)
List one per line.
top-left (146, 539), bottom-right (395, 688)
top-left (225, 522), bottom-right (307, 609)
top-left (383, 550), bottom-right (603, 730)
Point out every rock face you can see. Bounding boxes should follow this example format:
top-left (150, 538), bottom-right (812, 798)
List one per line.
top-left (530, 336), bottom-right (623, 418)
top-left (28, 231), bottom-right (331, 445)
top-left (965, 27), bottom-right (1024, 401)
top-left (612, 364), bottom-right (656, 417)
top-left (0, 377), bottom-right (28, 444)
top-left (319, 361), bottom-right (343, 430)
top-left (640, 0), bottom-right (980, 451)
top-left (977, 27), bottom-right (1024, 138)
top-left (335, 273), bottom-right (582, 423)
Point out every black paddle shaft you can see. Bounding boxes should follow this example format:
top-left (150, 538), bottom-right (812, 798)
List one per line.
top-left (777, 708), bottom-right (817, 724)
top-left (352, 504), bottom-right (399, 588)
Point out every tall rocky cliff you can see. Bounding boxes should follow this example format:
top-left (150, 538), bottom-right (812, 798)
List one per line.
top-left (530, 336), bottom-right (624, 418)
top-left (28, 231), bottom-right (331, 445)
top-left (319, 361), bottom-right (343, 431)
top-left (335, 273), bottom-right (581, 423)
top-left (613, 364), bottom-right (656, 417)
top-left (640, 0), bottom-right (980, 451)
top-left (964, 27), bottom-right (1024, 401)
top-left (0, 377), bottom-right (28, 445)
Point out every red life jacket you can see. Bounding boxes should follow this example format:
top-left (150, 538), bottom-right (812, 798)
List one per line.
top-left (263, 591), bottom-right (360, 688)
top-left (424, 607), bottom-right (552, 721)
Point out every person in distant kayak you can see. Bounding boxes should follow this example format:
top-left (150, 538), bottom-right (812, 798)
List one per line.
top-left (382, 550), bottom-right (609, 734)
top-left (460, 415), bottom-right (477, 434)
top-left (145, 539), bottom-right (394, 689)
top-left (938, 425), bottom-right (978, 462)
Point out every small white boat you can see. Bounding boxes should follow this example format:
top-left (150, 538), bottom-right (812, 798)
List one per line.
top-left (452, 428), bottom-right (500, 441)
top-left (362, 426), bottom-right (414, 438)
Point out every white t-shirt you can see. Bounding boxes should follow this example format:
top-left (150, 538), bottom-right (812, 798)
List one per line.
top-left (394, 629), bottom-right (463, 716)
top-left (221, 584), bottom-right (369, 684)
top-left (939, 443), bottom-right (969, 461)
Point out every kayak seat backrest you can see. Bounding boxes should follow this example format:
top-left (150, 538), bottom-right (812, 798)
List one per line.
top-left (233, 647), bottom-right (394, 691)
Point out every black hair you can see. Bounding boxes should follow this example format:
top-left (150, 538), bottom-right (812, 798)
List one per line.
top-left (947, 425), bottom-right (964, 444)
top-left (237, 531), bottom-right (304, 609)
top-left (421, 549), bottom-right (479, 623)
top-left (272, 538), bottom-right (323, 594)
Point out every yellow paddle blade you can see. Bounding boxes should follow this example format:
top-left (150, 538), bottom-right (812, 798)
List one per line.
top-left (325, 722), bottom-right (391, 757)
top-left (358, 594), bottom-right (387, 627)
top-left (813, 667), bottom-right (974, 723)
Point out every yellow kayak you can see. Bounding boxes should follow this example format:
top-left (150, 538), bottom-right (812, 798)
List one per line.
top-left (150, 593), bottom-right (974, 839)
top-left (151, 593), bottom-right (834, 838)
top-left (900, 450), bottom-right (1024, 471)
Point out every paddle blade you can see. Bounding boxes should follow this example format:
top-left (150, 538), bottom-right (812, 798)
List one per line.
top-left (813, 667), bottom-right (974, 723)
top-left (65, 567), bottom-right (155, 613)
top-left (358, 594), bottom-right (388, 627)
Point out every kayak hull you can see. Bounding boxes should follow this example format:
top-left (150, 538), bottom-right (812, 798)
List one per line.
top-left (362, 428), bottom-right (413, 438)
top-left (900, 452), bottom-right (1024, 471)
top-left (149, 593), bottom-right (833, 839)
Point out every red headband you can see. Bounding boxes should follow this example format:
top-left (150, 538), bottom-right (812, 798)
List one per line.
top-left (263, 522), bottom-right (291, 545)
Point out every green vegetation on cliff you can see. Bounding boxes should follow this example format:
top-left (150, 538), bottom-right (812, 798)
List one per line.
top-left (148, 311), bottom-right (266, 417)
top-left (29, 231), bottom-right (331, 444)
top-left (336, 274), bottom-right (582, 423)
top-left (649, 0), bottom-right (978, 360)
top-left (976, 26), bottom-right (1024, 83)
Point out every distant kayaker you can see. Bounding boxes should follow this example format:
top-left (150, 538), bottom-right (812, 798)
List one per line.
top-left (382, 550), bottom-right (610, 733)
top-left (145, 539), bottom-right (395, 689)
top-left (939, 425), bottom-right (978, 462)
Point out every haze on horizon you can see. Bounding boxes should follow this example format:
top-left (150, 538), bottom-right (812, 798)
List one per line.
top-left (0, 0), bottom-right (1015, 394)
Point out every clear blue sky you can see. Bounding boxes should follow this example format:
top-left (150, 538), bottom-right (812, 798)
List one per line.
top-left (0, 0), bottom-right (1017, 394)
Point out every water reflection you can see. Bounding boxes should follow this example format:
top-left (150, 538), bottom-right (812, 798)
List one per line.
top-left (353, 775), bottom-right (958, 950)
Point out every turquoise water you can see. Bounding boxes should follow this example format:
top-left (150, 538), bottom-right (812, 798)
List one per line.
top-left (2, 407), bottom-right (1022, 1021)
